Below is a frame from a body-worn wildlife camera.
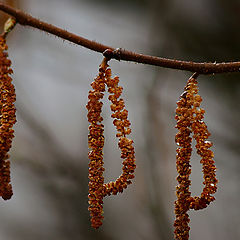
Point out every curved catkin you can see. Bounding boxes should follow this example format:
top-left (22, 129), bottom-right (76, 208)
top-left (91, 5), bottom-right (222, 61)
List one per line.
top-left (103, 67), bottom-right (136, 196)
top-left (0, 35), bottom-right (16, 200)
top-left (187, 77), bottom-right (217, 210)
top-left (86, 57), bottom-right (136, 228)
top-left (174, 73), bottom-right (217, 240)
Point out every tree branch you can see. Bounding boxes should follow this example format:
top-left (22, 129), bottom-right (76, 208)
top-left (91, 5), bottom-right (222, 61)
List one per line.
top-left (0, 3), bottom-right (240, 74)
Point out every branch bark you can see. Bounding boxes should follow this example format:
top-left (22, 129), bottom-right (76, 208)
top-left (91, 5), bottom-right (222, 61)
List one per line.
top-left (0, 3), bottom-right (240, 74)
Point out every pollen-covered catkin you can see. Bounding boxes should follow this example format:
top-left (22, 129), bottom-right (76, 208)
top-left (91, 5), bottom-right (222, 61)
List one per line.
top-left (86, 59), bottom-right (107, 229)
top-left (187, 77), bottom-right (217, 210)
top-left (174, 86), bottom-right (193, 240)
top-left (174, 73), bottom-right (217, 240)
top-left (0, 35), bottom-right (16, 200)
top-left (86, 56), bottom-right (136, 228)
top-left (103, 67), bottom-right (136, 196)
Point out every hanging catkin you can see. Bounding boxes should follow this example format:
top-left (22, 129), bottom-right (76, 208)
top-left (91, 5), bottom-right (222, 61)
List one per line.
top-left (174, 73), bottom-right (218, 240)
top-left (86, 57), bottom-right (136, 228)
top-left (0, 33), bottom-right (16, 200)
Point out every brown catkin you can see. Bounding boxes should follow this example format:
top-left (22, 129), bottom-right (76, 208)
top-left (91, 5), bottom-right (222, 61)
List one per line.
top-left (174, 73), bottom-right (217, 240)
top-left (86, 57), bottom-right (136, 228)
top-left (103, 67), bottom-right (136, 196)
top-left (86, 59), bottom-right (107, 229)
top-left (0, 35), bottom-right (16, 200)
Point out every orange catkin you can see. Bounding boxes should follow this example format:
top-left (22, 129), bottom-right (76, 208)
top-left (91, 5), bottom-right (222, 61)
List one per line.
top-left (174, 73), bottom-right (217, 240)
top-left (86, 57), bottom-right (136, 228)
top-left (0, 35), bottom-right (16, 200)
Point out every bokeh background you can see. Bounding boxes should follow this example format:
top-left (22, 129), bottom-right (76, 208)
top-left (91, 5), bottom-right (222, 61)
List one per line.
top-left (0, 0), bottom-right (239, 239)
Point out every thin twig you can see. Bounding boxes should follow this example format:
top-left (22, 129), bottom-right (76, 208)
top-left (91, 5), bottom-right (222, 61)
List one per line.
top-left (0, 3), bottom-right (240, 74)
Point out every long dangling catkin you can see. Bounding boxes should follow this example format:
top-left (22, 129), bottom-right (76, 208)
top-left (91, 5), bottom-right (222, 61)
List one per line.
top-left (174, 73), bottom-right (217, 240)
top-left (86, 58), bottom-right (107, 229)
top-left (86, 56), bottom-right (136, 228)
top-left (174, 85), bottom-right (193, 240)
top-left (0, 35), bottom-right (16, 200)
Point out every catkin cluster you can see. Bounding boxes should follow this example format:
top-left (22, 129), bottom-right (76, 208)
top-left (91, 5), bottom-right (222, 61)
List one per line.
top-left (0, 35), bottom-right (16, 200)
top-left (86, 57), bottom-right (136, 229)
top-left (174, 73), bottom-right (217, 240)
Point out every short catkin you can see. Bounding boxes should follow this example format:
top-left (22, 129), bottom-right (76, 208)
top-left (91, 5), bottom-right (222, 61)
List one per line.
top-left (86, 57), bottom-right (136, 229)
top-left (174, 73), bottom-right (217, 240)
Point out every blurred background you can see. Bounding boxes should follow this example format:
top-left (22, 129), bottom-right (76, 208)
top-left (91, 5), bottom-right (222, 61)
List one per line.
top-left (0, 0), bottom-right (240, 239)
